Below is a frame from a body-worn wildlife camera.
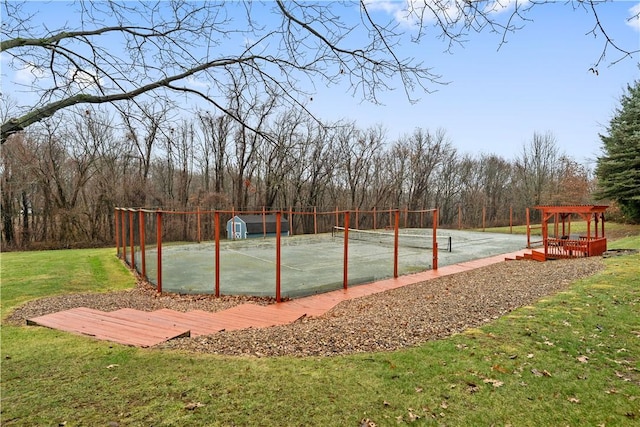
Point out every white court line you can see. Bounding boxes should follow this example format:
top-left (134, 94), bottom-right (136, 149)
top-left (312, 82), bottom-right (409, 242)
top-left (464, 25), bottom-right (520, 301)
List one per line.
top-left (226, 248), bottom-right (304, 271)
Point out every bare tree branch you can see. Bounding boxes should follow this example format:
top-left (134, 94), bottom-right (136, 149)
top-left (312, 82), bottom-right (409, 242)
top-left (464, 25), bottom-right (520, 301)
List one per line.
top-left (1, 0), bottom-right (637, 144)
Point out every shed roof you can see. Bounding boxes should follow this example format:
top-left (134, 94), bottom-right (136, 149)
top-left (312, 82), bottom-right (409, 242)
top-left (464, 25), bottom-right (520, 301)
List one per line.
top-left (234, 214), bottom-right (288, 224)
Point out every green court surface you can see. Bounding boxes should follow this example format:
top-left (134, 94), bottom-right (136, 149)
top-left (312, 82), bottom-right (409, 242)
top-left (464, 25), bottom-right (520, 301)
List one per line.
top-left (135, 229), bottom-right (526, 298)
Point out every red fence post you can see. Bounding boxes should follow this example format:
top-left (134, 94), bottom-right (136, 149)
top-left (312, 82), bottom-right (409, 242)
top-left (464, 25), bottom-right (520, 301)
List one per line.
top-left (432, 209), bottom-right (438, 270)
top-left (343, 211), bottom-right (349, 290)
top-left (394, 209), bottom-right (399, 278)
top-left (289, 206), bottom-right (293, 236)
top-left (214, 211), bottom-right (220, 297)
top-left (197, 207), bottom-right (201, 243)
top-left (373, 207), bottom-right (377, 230)
top-left (276, 211), bottom-right (282, 302)
top-left (139, 209), bottom-right (146, 279)
top-left (509, 206), bottom-right (513, 234)
top-left (526, 207), bottom-right (531, 249)
top-left (262, 206), bottom-right (266, 237)
top-left (114, 208), bottom-right (120, 257)
top-left (129, 210), bottom-right (135, 268)
top-left (156, 211), bottom-right (162, 293)
top-left (121, 209), bottom-right (127, 263)
top-left (313, 206), bottom-right (317, 235)
top-left (482, 206), bottom-right (486, 232)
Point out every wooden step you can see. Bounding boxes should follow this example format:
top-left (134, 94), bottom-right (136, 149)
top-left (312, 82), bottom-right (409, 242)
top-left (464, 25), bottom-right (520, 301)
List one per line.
top-left (27, 307), bottom-right (190, 347)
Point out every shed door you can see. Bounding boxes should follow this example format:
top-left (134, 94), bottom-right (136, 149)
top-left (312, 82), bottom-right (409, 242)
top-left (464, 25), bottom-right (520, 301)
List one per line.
top-left (234, 222), bottom-right (243, 239)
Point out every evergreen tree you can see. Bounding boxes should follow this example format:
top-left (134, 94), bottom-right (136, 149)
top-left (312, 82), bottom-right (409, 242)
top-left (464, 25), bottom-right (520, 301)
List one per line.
top-left (596, 80), bottom-right (640, 223)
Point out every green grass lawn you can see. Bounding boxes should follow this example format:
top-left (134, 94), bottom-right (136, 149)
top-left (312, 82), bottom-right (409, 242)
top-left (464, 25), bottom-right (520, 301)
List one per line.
top-left (1, 236), bottom-right (639, 426)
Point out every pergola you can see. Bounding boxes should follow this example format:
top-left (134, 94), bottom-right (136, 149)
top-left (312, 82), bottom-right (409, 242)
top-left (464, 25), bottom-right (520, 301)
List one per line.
top-left (535, 205), bottom-right (608, 260)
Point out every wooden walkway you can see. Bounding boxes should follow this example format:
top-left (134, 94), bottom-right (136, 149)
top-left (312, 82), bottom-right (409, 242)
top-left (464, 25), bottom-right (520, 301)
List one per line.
top-left (27, 250), bottom-right (528, 347)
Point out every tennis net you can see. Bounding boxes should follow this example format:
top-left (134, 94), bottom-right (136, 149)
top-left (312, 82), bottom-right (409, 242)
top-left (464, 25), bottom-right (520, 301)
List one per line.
top-left (332, 226), bottom-right (451, 251)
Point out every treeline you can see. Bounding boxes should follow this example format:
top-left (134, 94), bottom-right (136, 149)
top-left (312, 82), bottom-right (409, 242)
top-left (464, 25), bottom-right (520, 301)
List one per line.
top-left (1, 104), bottom-right (593, 250)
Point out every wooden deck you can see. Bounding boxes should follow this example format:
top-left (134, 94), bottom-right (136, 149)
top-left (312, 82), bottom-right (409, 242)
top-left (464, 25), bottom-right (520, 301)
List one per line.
top-left (27, 250), bottom-right (529, 347)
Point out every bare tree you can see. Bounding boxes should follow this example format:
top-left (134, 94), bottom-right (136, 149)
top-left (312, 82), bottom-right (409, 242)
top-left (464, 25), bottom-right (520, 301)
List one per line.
top-left (480, 154), bottom-right (512, 224)
top-left (197, 111), bottom-right (232, 199)
top-left (336, 123), bottom-right (385, 209)
top-left (256, 110), bottom-right (295, 209)
top-left (402, 128), bottom-right (452, 210)
top-left (551, 156), bottom-right (593, 205)
top-left (2, 1), bottom-right (636, 142)
top-left (227, 77), bottom-right (277, 210)
top-left (432, 148), bottom-right (461, 226)
top-left (290, 121), bottom-right (338, 231)
top-left (120, 102), bottom-right (170, 206)
top-left (514, 131), bottom-right (561, 210)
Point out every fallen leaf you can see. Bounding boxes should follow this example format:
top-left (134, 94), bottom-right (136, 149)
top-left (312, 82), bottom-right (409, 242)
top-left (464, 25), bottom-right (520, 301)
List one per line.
top-left (466, 382), bottom-right (480, 393)
top-left (382, 400), bottom-right (391, 407)
top-left (483, 378), bottom-right (504, 388)
top-left (492, 364), bottom-right (510, 374)
top-left (106, 364), bottom-right (119, 369)
top-left (577, 356), bottom-right (589, 363)
top-left (615, 371), bottom-right (632, 382)
top-left (359, 418), bottom-right (376, 427)
top-left (407, 410), bottom-right (420, 422)
top-left (568, 397), bottom-right (580, 404)
top-left (415, 387), bottom-right (423, 393)
top-left (184, 402), bottom-right (205, 410)
top-left (527, 353), bottom-right (534, 359)
top-left (440, 401), bottom-right (448, 409)
top-left (531, 369), bottom-right (552, 377)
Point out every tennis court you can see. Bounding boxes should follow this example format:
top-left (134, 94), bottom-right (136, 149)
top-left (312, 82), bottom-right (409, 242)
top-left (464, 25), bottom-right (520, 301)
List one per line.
top-left (135, 229), bottom-right (525, 298)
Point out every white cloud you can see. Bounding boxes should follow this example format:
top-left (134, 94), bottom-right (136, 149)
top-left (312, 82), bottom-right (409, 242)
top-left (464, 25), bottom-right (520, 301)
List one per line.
top-left (14, 63), bottom-right (46, 84)
top-left (186, 76), bottom-right (210, 89)
top-left (363, 1), bottom-right (419, 28)
top-left (365, 0), bottom-right (530, 28)
top-left (363, 0), bottom-right (399, 15)
top-left (627, 4), bottom-right (640, 32)
top-left (67, 68), bottom-right (103, 90)
top-left (483, 0), bottom-right (528, 15)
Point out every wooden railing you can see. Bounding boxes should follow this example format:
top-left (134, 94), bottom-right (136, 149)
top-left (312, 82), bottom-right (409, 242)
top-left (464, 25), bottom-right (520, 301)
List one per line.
top-left (546, 237), bottom-right (607, 259)
top-left (587, 238), bottom-right (608, 257)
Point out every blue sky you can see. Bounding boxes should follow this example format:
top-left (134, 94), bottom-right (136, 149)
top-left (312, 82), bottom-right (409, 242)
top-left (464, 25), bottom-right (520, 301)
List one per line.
top-left (2, 1), bottom-right (639, 166)
top-left (307, 1), bottom-right (640, 164)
